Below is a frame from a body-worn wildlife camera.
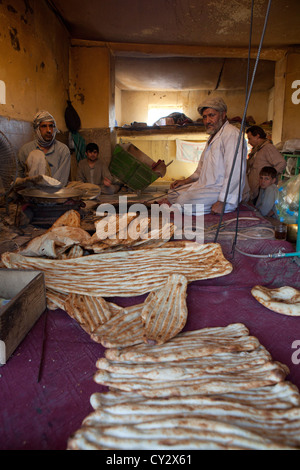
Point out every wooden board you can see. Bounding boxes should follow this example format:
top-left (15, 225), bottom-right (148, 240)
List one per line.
top-left (0, 269), bottom-right (46, 365)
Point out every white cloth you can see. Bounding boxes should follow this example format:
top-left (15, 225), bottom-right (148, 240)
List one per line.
top-left (168, 121), bottom-right (247, 214)
top-left (18, 140), bottom-right (71, 187)
top-left (25, 149), bottom-right (51, 177)
top-left (176, 139), bottom-right (206, 163)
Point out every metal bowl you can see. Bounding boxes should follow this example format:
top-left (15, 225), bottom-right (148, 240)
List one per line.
top-left (18, 187), bottom-right (84, 204)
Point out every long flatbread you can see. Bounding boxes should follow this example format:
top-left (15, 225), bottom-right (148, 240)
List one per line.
top-left (105, 324), bottom-right (260, 362)
top-left (1, 243), bottom-right (232, 297)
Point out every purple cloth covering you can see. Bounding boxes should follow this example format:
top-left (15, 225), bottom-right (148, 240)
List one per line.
top-left (0, 209), bottom-right (299, 450)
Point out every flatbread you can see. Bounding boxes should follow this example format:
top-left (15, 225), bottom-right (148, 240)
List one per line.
top-left (67, 323), bottom-right (300, 451)
top-left (141, 274), bottom-right (188, 344)
top-left (91, 303), bottom-right (145, 348)
top-left (1, 243), bottom-right (233, 297)
top-left (64, 293), bottom-right (123, 334)
top-left (18, 226), bottom-right (92, 258)
top-left (50, 209), bottom-right (81, 229)
top-left (251, 285), bottom-right (300, 316)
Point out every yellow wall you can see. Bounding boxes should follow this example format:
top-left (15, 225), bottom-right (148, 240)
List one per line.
top-left (0, 0), bottom-right (70, 131)
top-left (119, 89), bottom-right (271, 128)
top-left (117, 88), bottom-right (272, 180)
top-left (0, 2), bottom-right (299, 166)
top-left (69, 45), bottom-right (115, 129)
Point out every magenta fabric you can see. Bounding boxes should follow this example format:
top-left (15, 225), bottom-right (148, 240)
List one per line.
top-left (0, 209), bottom-right (299, 450)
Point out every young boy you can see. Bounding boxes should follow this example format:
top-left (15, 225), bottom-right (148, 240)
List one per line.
top-left (255, 166), bottom-right (278, 217)
top-left (77, 142), bottom-right (120, 194)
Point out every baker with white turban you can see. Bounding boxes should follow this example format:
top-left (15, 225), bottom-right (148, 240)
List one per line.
top-left (167, 97), bottom-right (247, 215)
top-left (18, 110), bottom-right (71, 187)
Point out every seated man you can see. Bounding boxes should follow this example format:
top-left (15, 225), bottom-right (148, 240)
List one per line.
top-left (77, 142), bottom-right (120, 194)
top-left (18, 111), bottom-right (71, 187)
top-left (246, 125), bottom-right (286, 202)
top-left (167, 97), bottom-right (247, 215)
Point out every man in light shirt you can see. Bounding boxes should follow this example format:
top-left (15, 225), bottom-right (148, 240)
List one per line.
top-left (167, 98), bottom-right (247, 215)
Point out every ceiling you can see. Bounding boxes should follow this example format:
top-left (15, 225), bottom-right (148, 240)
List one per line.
top-left (49, 0), bottom-right (300, 91)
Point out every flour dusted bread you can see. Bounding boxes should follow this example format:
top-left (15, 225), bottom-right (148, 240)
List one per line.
top-left (251, 285), bottom-right (300, 316)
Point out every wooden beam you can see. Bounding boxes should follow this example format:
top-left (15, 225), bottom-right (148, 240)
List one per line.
top-left (71, 39), bottom-right (287, 61)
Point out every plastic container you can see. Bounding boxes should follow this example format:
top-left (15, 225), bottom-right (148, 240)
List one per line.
top-left (109, 144), bottom-right (161, 191)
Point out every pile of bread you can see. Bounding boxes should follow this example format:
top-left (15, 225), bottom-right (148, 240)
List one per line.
top-left (2, 209), bottom-right (299, 315)
top-left (1, 210), bottom-right (234, 298)
top-left (10, 209), bottom-right (178, 258)
top-left (1, 210), bottom-right (300, 449)
top-left (68, 322), bottom-right (300, 450)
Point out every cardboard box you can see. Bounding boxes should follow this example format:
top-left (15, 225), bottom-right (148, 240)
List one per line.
top-left (0, 269), bottom-right (46, 365)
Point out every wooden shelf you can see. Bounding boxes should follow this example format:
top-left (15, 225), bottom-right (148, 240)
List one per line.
top-left (116, 125), bottom-right (208, 141)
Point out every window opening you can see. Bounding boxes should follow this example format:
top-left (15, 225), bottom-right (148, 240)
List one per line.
top-left (147, 105), bottom-right (183, 126)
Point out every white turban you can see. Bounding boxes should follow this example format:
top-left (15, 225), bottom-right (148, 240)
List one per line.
top-left (33, 110), bottom-right (58, 148)
top-left (197, 98), bottom-right (227, 116)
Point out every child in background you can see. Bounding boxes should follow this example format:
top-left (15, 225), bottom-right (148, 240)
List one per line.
top-left (255, 166), bottom-right (279, 217)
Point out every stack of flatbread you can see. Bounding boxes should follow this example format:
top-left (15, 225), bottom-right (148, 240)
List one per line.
top-left (15, 210), bottom-right (177, 258)
top-left (1, 209), bottom-right (233, 349)
top-left (67, 323), bottom-right (300, 450)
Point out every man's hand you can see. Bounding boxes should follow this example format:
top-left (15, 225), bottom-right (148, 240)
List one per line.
top-left (211, 201), bottom-right (225, 214)
top-left (170, 179), bottom-right (188, 190)
top-left (103, 177), bottom-right (112, 187)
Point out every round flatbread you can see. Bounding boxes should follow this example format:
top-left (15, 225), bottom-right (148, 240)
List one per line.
top-left (251, 285), bottom-right (300, 316)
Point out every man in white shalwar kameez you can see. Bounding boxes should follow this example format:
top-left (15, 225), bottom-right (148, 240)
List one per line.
top-left (167, 98), bottom-right (247, 215)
